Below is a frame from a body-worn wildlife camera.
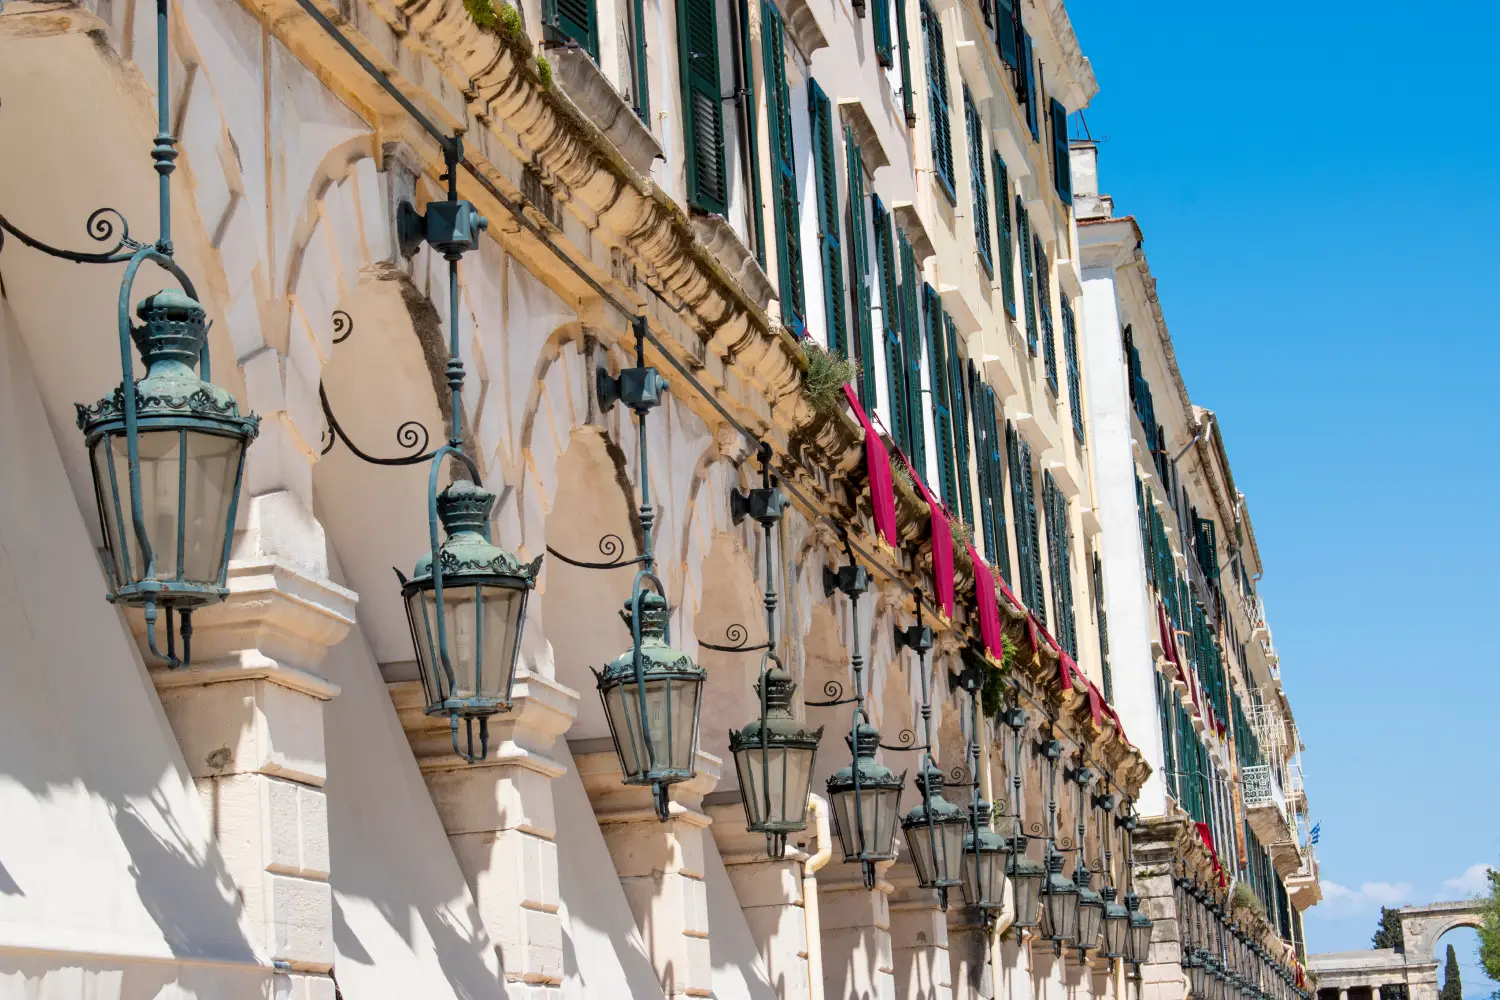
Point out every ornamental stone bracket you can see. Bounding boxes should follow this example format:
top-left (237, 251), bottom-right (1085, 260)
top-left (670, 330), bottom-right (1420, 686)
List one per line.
top-left (148, 556), bottom-right (357, 1000)
top-left (392, 671), bottom-right (581, 998)
top-left (575, 743), bottom-right (722, 999)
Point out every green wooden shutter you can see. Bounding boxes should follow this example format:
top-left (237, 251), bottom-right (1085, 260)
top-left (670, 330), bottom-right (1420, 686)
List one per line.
top-left (964, 88), bottom-right (992, 277)
top-left (969, 361), bottom-right (1008, 579)
top-left (1018, 200), bottom-right (1037, 354)
top-left (994, 153), bottom-right (1015, 320)
top-left (1021, 32), bottom-right (1038, 141)
top-left (680, 0), bottom-right (727, 215)
top-left (546, 0), bottom-right (599, 61)
top-left (1007, 422), bottom-right (1042, 618)
top-left (873, 198), bottom-right (907, 456)
top-left (925, 285), bottom-right (955, 508)
top-left (995, 0), bottom-right (1017, 68)
top-left (873, 0), bottom-right (894, 67)
top-left (899, 232), bottom-right (926, 471)
top-left (1044, 473), bottom-right (1076, 657)
top-left (738, 0), bottom-right (764, 264)
top-left (845, 126), bottom-right (877, 405)
top-left (1049, 97), bottom-right (1072, 204)
top-left (895, 0), bottom-right (916, 126)
top-left (985, 386), bottom-right (1010, 584)
top-left (945, 313), bottom-right (972, 528)
top-left (1062, 295), bottom-right (1083, 440)
top-left (1036, 236), bottom-right (1055, 391)
top-left (922, 2), bottom-right (955, 202)
top-left (763, 3), bottom-right (805, 334)
top-left (627, 0), bottom-right (650, 119)
top-left (809, 80), bottom-right (846, 351)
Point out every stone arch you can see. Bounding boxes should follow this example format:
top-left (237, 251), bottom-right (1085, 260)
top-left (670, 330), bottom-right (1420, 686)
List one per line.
top-left (1401, 902), bottom-right (1486, 966)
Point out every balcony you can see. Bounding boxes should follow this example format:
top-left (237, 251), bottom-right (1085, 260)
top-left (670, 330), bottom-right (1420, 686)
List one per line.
top-left (1285, 843), bottom-right (1323, 909)
top-left (1241, 763), bottom-right (1290, 846)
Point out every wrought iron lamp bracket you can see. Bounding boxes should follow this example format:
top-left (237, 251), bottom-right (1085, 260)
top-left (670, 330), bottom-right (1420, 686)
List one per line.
top-left (0, 207), bottom-right (143, 265)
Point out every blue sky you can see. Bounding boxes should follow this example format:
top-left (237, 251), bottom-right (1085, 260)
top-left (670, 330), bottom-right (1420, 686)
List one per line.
top-left (1065, 0), bottom-right (1500, 992)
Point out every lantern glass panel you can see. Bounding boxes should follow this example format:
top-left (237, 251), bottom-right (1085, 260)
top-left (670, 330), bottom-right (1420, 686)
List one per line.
top-left (1009, 856), bottom-right (1046, 927)
top-left (406, 581), bottom-right (526, 709)
top-left (831, 784), bottom-right (901, 862)
top-left (1103, 902), bottom-right (1130, 957)
top-left (961, 843), bottom-right (1007, 908)
top-left (904, 815), bottom-right (966, 888)
top-left (602, 674), bottom-right (703, 780)
top-left (1078, 885), bottom-right (1104, 950)
top-left (1041, 879), bottom-right (1080, 943)
top-left (735, 744), bottom-right (816, 830)
top-left (95, 429), bottom-right (242, 589)
top-left (1190, 957), bottom-right (1209, 997)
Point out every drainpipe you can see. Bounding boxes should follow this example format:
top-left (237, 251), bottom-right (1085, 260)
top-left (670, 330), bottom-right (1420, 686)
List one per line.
top-left (803, 793), bottom-right (833, 1000)
top-left (979, 717), bottom-right (1017, 983)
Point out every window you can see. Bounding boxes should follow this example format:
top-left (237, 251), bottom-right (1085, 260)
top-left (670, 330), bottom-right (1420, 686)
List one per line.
top-left (925, 285), bottom-right (957, 508)
top-left (969, 363), bottom-right (1011, 583)
top-left (735, 0), bottom-right (763, 262)
top-left (995, 0), bottom-right (1017, 69)
top-left (808, 81), bottom-right (846, 351)
top-left (922, 2), bottom-right (955, 202)
top-left (1061, 295), bottom-right (1083, 440)
top-left (1018, 199), bottom-right (1037, 354)
top-left (623, 0), bottom-right (649, 119)
top-left (899, 231), bottom-right (927, 471)
top-left (945, 313), bottom-right (973, 529)
top-left (845, 127), bottom-right (877, 405)
top-left (994, 153), bottom-right (1015, 320)
top-left (964, 87), bottom-right (992, 277)
top-left (874, 197), bottom-right (908, 454)
top-left (1193, 513), bottom-right (1220, 583)
top-left (1007, 422), bottom-right (1044, 621)
top-left (1092, 552), bottom-right (1110, 702)
top-left (1020, 31), bottom-right (1038, 141)
top-left (1036, 236), bottom-right (1056, 392)
top-left (1049, 98), bottom-right (1072, 204)
top-left (680, 0), bottom-right (727, 214)
top-left (763, 3), bottom-right (805, 334)
top-left (895, 0), bottom-right (916, 126)
top-left (1043, 471), bottom-right (1076, 657)
top-left (545, 0), bottom-right (599, 61)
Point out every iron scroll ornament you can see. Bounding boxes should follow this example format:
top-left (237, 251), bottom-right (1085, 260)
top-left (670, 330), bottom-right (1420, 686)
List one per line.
top-left (0, 206), bottom-right (141, 264)
top-left (697, 622), bottom-right (772, 654)
top-left (316, 310), bottom-right (437, 465)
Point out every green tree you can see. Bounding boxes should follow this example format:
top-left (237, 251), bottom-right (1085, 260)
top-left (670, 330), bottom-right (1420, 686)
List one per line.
top-left (1478, 867), bottom-right (1500, 984)
top-left (1373, 907), bottom-right (1406, 952)
top-left (1439, 944), bottom-right (1462, 1000)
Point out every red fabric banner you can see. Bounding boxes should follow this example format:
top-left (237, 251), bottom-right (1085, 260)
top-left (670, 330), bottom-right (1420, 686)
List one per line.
top-left (967, 544), bottom-right (1003, 660)
top-left (1025, 616), bottom-right (1039, 657)
top-left (902, 463), bottom-right (955, 618)
top-left (841, 386), bottom-right (899, 549)
top-left (1059, 650), bottom-right (1076, 693)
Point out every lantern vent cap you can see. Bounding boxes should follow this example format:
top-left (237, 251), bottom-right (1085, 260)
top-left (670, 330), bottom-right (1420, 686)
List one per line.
top-left (408, 480), bottom-right (541, 586)
top-left (728, 665), bottom-right (824, 750)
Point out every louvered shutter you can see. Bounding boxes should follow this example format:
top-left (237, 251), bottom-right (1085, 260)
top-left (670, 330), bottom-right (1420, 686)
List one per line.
top-left (945, 313), bottom-right (972, 528)
top-left (738, 0), bottom-right (764, 263)
top-left (922, 2), bottom-right (955, 201)
top-left (925, 285), bottom-right (956, 508)
top-left (985, 386), bottom-right (1010, 583)
top-left (809, 81), bottom-right (846, 351)
top-left (546, 0), bottom-right (599, 61)
top-left (995, 0), bottom-right (1017, 68)
top-left (1062, 295), bottom-right (1083, 440)
top-left (1021, 32), bottom-right (1038, 140)
top-left (763, 4), bottom-right (805, 334)
top-left (874, 197), bottom-right (906, 450)
top-left (895, 0), bottom-right (916, 125)
top-left (965, 89), bottom-right (992, 276)
top-left (873, 0), bottom-right (894, 67)
top-left (1036, 236), bottom-right (1055, 391)
top-left (627, 0), bottom-right (650, 118)
top-left (680, 0), bottom-right (727, 215)
top-left (968, 362), bottom-right (996, 562)
top-left (844, 127), bottom-right (877, 405)
top-left (1049, 97), bottom-right (1072, 203)
top-left (1022, 438), bottom-right (1044, 623)
top-left (1018, 200), bottom-right (1037, 353)
top-left (994, 153), bottom-right (1015, 320)
top-left (899, 233), bottom-right (926, 471)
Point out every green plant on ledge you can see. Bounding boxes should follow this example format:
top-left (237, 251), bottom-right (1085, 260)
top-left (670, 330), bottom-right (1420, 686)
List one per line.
top-left (801, 342), bottom-right (860, 414)
top-left (464, 0), bottom-right (500, 28)
top-left (980, 632), bottom-right (1017, 717)
top-left (536, 54), bottom-right (553, 88)
top-left (1232, 879), bottom-right (1267, 920)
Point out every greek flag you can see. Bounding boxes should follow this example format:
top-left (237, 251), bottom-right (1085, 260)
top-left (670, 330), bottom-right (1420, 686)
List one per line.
top-left (1309, 823), bottom-right (1321, 845)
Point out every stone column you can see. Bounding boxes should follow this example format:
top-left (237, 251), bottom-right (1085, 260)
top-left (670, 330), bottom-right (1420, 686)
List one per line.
top-left (819, 860), bottom-right (897, 1000)
top-left (391, 671), bottom-right (579, 997)
top-left (888, 867), bottom-right (953, 1000)
top-left (1134, 817), bottom-right (1189, 1000)
top-left (705, 794), bottom-right (811, 999)
top-left (149, 559), bottom-right (358, 1000)
top-left (576, 743), bottom-right (722, 1000)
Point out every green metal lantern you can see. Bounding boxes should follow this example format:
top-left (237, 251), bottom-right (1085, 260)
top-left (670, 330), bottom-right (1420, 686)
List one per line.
top-left (1188, 949), bottom-right (1210, 997)
top-left (900, 763), bottom-right (967, 896)
top-left (1102, 885), bottom-right (1130, 959)
top-left (1076, 865), bottom-right (1105, 953)
top-left (596, 589), bottom-right (706, 818)
top-left (729, 660), bottom-right (823, 856)
top-left (397, 479), bottom-right (540, 756)
top-left (1008, 841), bottom-right (1047, 928)
top-left (827, 722), bottom-right (906, 886)
top-left (77, 290), bottom-right (259, 658)
top-left (1040, 854), bottom-right (1081, 947)
top-left (960, 800), bottom-right (1009, 914)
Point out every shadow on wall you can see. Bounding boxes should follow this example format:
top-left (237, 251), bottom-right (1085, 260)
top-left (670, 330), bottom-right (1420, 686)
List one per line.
top-left (0, 304), bottom-right (262, 984)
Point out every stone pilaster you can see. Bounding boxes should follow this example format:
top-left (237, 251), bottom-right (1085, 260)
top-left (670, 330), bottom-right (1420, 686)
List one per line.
top-left (1135, 817), bottom-right (1190, 1000)
top-left (392, 671), bottom-right (579, 998)
top-left (819, 860), bottom-right (897, 1000)
top-left (576, 744), bottom-right (722, 999)
top-left (705, 794), bottom-right (810, 1000)
top-left (946, 903), bottom-right (991, 1000)
top-left (888, 865), bottom-right (953, 1000)
top-left (149, 558), bottom-right (357, 1000)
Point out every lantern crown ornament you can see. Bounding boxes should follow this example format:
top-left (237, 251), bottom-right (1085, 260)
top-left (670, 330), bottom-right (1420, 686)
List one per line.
top-left (729, 660), bottom-right (823, 856)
